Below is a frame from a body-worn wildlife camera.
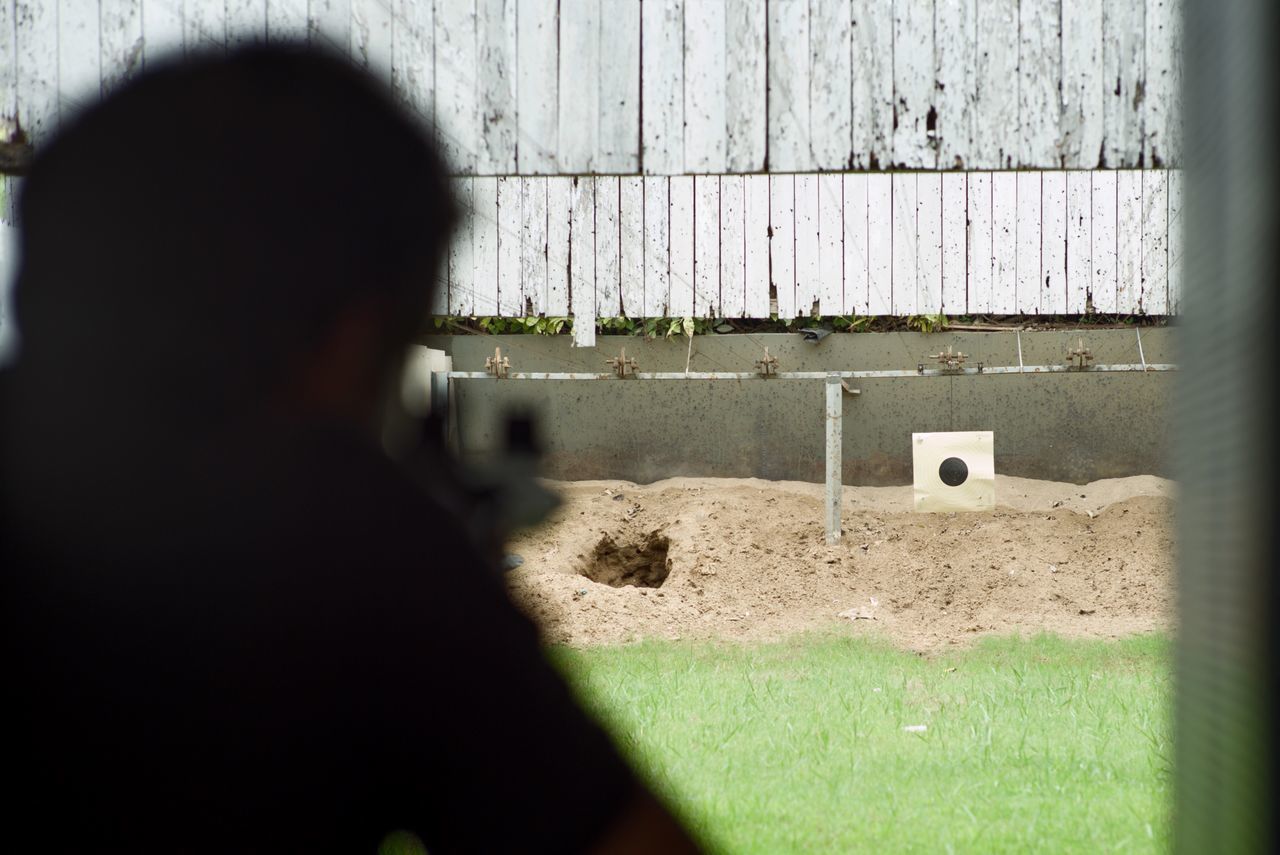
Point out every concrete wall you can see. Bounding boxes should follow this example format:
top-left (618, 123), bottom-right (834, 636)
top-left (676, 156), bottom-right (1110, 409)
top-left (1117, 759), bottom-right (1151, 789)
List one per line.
top-left (421, 328), bottom-right (1174, 486)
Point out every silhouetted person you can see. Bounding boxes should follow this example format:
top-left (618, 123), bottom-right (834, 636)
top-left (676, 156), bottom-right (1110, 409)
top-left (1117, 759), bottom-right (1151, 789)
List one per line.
top-left (0, 47), bottom-right (700, 854)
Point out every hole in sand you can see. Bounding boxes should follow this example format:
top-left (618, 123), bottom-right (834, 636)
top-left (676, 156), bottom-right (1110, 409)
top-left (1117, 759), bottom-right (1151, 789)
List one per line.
top-left (579, 532), bottom-right (672, 589)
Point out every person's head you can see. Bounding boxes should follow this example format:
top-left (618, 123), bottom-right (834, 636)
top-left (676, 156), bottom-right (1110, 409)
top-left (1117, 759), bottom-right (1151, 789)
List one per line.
top-left (10, 44), bottom-right (456, 434)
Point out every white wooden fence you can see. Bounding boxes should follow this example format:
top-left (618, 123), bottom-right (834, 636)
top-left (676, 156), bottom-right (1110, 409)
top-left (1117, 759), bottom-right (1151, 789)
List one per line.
top-left (0, 0), bottom-right (1183, 338)
top-left (1, 0), bottom-right (1181, 170)
top-left (445, 169), bottom-right (1183, 323)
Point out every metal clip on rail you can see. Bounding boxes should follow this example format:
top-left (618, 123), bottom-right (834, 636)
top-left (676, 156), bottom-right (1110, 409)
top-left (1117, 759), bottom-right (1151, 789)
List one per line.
top-left (1066, 338), bottom-right (1095, 370)
top-left (755, 347), bottom-right (780, 377)
top-left (606, 348), bottom-right (639, 379)
top-left (921, 345), bottom-right (968, 374)
top-left (484, 347), bottom-right (511, 379)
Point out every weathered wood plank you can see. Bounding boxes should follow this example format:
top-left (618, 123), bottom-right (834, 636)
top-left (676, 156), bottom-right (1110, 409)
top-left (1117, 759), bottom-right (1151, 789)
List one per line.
top-left (1042, 170), bottom-right (1068, 314)
top-left (818, 173), bottom-right (843, 314)
top-left (966, 171), bottom-right (993, 313)
top-left (351, 0), bottom-right (392, 84)
top-left (795, 173), bottom-right (821, 317)
top-left (595, 176), bottom-right (621, 317)
top-left (694, 175), bottom-right (720, 316)
top-left (58, 0), bottom-right (100, 122)
top-left (477, 0), bottom-right (517, 173)
top-left (892, 0), bottom-right (934, 168)
top-left (850, 0), bottom-right (893, 170)
top-left (867, 173), bottom-right (892, 314)
top-left (1061, 0), bottom-right (1104, 167)
top-left (1166, 0), bottom-right (1183, 166)
top-left (99, 1), bottom-right (144, 93)
top-left (598, 0), bottom-right (640, 172)
top-left (641, 0), bottom-right (683, 174)
top-left (184, 0), bottom-right (225, 54)
top-left (520, 176), bottom-right (548, 316)
top-left (643, 176), bottom-right (669, 315)
top-left (972, 0), bottom-right (1018, 169)
top-left (391, 0), bottom-right (433, 126)
top-left (744, 174), bottom-right (771, 317)
top-left (1115, 169), bottom-right (1143, 313)
top-left (496, 175), bottom-right (524, 316)
top-left (308, 0), bottom-right (349, 54)
top-left (546, 176), bottom-right (573, 315)
top-left (990, 171), bottom-right (1018, 312)
top-left (1143, 0), bottom-right (1175, 167)
top-left (843, 173), bottom-right (869, 315)
top-left (619, 176), bottom-right (645, 316)
top-left (1167, 169), bottom-right (1182, 313)
top-left (17, 0), bottom-right (58, 144)
top-left (516, 0), bottom-right (558, 173)
top-left (140, 1), bottom-right (182, 65)
top-left (769, 174), bottom-right (796, 318)
top-left (569, 176), bottom-right (596, 345)
top-left (1018, 0), bottom-right (1060, 167)
top-left (891, 173), bottom-right (918, 313)
top-left (448, 177), bottom-right (475, 316)
top-left (1090, 169), bottom-right (1118, 313)
top-left (941, 172), bottom-right (967, 313)
top-left (767, 0), bottom-right (810, 171)
top-left (1015, 171), bottom-right (1041, 314)
top-left (725, 0), bottom-right (766, 171)
top-left (684, 0), bottom-right (726, 173)
top-left (1103, 0), bottom-right (1144, 168)
top-left (720, 174), bottom-right (746, 318)
top-left (1065, 170), bottom-right (1092, 313)
top-left (265, 0), bottom-right (307, 41)
top-left (1140, 169), bottom-right (1168, 314)
top-left (934, 0), bottom-right (975, 169)
top-left (226, 0), bottom-right (267, 49)
top-left (668, 175), bottom-right (695, 316)
top-left (0, 0), bottom-right (16, 144)
top-left (429, 261), bottom-right (449, 317)
top-left (558, 0), bottom-right (599, 173)
top-left (435, 0), bottom-right (478, 172)
top-left (809, 0), bottom-right (851, 171)
top-left (917, 172), bottom-right (942, 314)
top-left (472, 176), bottom-right (500, 316)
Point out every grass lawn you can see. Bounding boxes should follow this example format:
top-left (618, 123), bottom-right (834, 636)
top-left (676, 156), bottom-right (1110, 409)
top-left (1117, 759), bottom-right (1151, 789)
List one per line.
top-left (552, 633), bottom-right (1171, 854)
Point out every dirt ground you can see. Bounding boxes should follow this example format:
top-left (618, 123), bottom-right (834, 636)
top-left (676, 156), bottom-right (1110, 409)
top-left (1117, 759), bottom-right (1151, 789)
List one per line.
top-left (506, 475), bottom-right (1174, 652)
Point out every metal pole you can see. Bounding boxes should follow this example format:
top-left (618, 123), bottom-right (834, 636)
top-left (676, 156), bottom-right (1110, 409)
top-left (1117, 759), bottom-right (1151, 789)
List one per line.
top-left (825, 375), bottom-right (842, 545)
top-left (430, 370), bottom-right (449, 417)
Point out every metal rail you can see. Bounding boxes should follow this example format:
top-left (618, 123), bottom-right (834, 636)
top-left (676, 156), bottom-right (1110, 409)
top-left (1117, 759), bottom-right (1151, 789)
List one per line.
top-left (446, 364), bottom-right (1176, 381)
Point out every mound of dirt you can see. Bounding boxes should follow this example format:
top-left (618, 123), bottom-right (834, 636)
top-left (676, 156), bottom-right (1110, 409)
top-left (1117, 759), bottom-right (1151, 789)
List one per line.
top-left (506, 475), bottom-right (1175, 652)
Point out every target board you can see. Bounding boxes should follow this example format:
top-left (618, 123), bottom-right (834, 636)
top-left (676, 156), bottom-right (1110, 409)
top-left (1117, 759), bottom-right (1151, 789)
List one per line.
top-left (912, 431), bottom-right (995, 513)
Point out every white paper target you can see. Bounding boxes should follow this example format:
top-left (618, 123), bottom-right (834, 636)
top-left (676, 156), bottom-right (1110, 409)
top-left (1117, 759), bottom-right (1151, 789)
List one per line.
top-left (912, 431), bottom-right (995, 513)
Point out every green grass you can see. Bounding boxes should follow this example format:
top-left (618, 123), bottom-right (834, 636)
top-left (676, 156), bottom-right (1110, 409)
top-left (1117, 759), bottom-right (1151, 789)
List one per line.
top-left (552, 633), bottom-right (1171, 854)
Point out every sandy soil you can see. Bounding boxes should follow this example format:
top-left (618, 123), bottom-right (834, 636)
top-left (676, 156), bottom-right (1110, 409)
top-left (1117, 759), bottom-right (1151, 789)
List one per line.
top-left (506, 475), bottom-right (1174, 652)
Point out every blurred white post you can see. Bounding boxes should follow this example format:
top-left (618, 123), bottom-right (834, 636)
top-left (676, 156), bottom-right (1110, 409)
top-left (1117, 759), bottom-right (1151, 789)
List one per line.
top-left (824, 374), bottom-right (842, 544)
top-left (0, 219), bottom-right (17, 366)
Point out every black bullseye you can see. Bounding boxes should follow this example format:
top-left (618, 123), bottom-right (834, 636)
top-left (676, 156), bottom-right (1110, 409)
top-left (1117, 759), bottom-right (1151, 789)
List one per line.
top-left (939, 457), bottom-right (969, 487)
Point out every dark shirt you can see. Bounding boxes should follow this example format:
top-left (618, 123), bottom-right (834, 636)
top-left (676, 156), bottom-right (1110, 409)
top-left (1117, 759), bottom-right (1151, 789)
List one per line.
top-left (1, 399), bottom-right (635, 853)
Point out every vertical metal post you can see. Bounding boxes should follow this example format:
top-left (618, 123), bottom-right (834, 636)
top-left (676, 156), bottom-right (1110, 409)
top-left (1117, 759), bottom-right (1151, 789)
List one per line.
top-left (429, 370), bottom-right (448, 445)
top-left (825, 374), bottom-right (842, 544)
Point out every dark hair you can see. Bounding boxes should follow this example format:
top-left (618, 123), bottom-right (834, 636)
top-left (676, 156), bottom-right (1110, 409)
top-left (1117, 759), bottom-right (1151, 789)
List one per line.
top-left (11, 44), bottom-right (456, 424)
